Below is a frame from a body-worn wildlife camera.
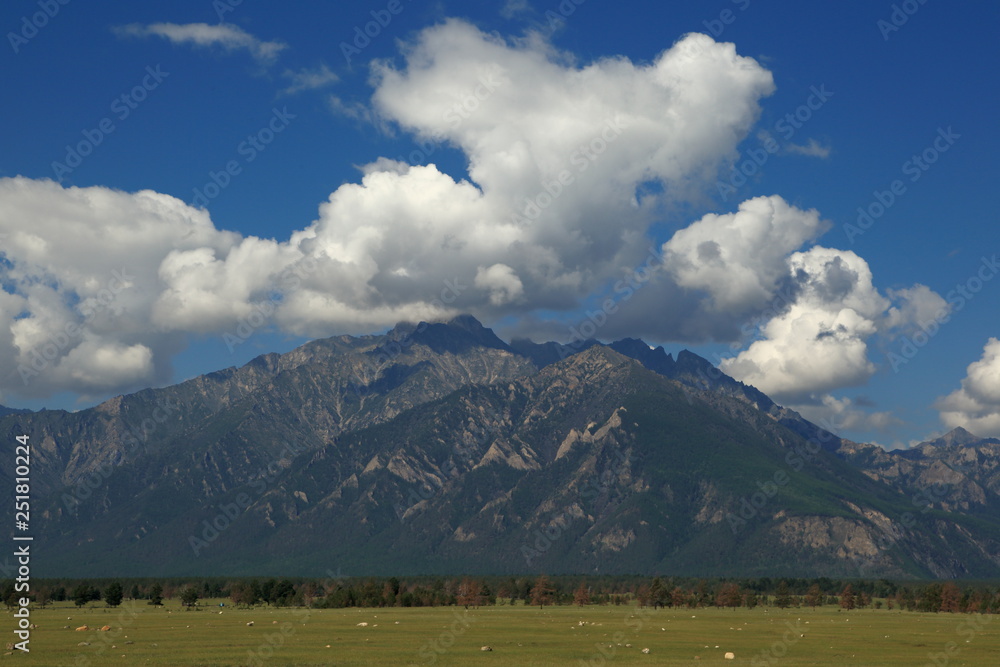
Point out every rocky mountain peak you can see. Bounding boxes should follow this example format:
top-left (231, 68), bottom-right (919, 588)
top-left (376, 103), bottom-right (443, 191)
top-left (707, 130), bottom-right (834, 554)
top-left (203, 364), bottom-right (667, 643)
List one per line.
top-left (922, 427), bottom-right (999, 448)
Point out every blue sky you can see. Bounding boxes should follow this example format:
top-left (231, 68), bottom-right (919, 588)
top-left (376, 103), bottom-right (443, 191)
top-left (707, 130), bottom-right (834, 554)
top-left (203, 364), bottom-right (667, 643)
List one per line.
top-left (1, 0), bottom-right (998, 448)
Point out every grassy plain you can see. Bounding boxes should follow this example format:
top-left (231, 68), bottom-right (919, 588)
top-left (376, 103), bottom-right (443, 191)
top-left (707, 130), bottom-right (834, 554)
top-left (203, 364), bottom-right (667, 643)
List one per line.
top-left (3, 600), bottom-right (997, 666)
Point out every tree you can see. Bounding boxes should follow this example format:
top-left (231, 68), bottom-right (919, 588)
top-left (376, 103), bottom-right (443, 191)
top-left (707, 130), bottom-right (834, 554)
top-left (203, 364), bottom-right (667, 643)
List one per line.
top-left (34, 587), bottom-right (51, 608)
top-left (104, 582), bottom-right (124, 608)
top-left (573, 582), bottom-right (591, 606)
top-left (259, 579), bottom-right (276, 605)
top-left (839, 584), bottom-right (855, 611)
top-left (457, 578), bottom-right (482, 609)
top-left (73, 584), bottom-right (92, 608)
top-left (774, 581), bottom-right (794, 608)
top-left (231, 581), bottom-right (260, 607)
top-left (271, 579), bottom-right (296, 607)
top-left (940, 582), bottom-right (961, 613)
top-left (716, 582), bottom-right (742, 609)
top-left (2, 582), bottom-right (18, 609)
top-left (180, 586), bottom-right (199, 608)
top-left (530, 575), bottom-right (554, 608)
top-left (148, 583), bottom-right (164, 606)
top-left (919, 584), bottom-right (943, 612)
top-left (804, 584), bottom-right (822, 609)
top-left (648, 577), bottom-right (667, 609)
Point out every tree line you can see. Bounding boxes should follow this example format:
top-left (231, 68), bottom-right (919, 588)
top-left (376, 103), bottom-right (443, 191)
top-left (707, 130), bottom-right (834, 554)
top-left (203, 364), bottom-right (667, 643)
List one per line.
top-left (5, 575), bottom-right (1000, 614)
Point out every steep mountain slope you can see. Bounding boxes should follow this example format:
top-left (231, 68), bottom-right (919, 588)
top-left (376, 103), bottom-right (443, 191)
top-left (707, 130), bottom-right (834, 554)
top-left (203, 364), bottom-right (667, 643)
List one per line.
top-left (9, 324), bottom-right (1000, 579)
top-left (837, 427), bottom-right (1000, 516)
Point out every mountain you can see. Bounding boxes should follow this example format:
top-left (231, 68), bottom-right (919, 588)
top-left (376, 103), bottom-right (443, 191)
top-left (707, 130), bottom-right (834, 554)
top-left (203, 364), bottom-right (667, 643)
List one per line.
top-left (836, 428), bottom-right (1000, 520)
top-left (3, 316), bottom-right (1000, 579)
top-left (0, 404), bottom-right (31, 418)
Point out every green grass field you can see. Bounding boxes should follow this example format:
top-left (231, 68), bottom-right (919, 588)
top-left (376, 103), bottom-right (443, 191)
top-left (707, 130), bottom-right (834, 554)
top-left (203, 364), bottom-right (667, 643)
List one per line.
top-left (4, 600), bottom-right (997, 666)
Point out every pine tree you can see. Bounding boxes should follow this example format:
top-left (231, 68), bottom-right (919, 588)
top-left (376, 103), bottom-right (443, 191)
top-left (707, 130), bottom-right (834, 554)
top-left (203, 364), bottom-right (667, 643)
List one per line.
top-left (148, 583), bottom-right (164, 606)
top-left (104, 582), bottom-right (124, 608)
top-left (774, 581), bottom-right (793, 608)
top-left (180, 586), bottom-right (199, 608)
top-left (73, 584), bottom-right (92, 608)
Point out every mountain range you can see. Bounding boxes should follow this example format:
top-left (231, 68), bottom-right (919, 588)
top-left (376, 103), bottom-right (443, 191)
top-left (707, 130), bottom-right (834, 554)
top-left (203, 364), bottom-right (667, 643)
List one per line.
top-left (3, 315), bottom-right (999, 579)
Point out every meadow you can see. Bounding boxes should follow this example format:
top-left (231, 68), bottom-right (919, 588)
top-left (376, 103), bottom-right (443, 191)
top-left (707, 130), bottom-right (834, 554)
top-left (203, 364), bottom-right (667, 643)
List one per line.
top-left (3, 600), bottom-right (998, 666)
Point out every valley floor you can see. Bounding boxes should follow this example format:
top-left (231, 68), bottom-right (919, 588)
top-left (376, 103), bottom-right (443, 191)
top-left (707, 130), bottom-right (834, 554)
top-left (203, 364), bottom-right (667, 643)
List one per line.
top-left (4, 600), bottom-right (997, 666)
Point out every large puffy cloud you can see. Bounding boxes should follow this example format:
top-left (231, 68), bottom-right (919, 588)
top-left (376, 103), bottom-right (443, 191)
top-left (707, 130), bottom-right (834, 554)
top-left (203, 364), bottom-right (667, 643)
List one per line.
top-left (662, 195), bottom-right (828, 316)
top-left (0, 23), bottom-right (776, 400)
top-left (719, 247), bottom-right (888, 401)
top-left (717, 244), bottom-right (944, 408)
top-left (0, 19), bottom-right (942, 421)
top-left (0, 177), bottom-right (239, 397)
top-left (935, 338), bottom-right (1000, 437)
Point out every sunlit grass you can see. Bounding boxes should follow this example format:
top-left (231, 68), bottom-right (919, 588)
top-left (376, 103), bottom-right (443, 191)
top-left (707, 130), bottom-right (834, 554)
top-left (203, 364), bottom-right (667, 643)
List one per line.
top-left (4, 600), bottom-right (997, 665)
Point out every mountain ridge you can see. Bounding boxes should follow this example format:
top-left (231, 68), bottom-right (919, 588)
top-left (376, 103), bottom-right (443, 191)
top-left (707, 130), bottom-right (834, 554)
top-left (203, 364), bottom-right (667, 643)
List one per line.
top-left (3, 315), bottom-right (999, 579)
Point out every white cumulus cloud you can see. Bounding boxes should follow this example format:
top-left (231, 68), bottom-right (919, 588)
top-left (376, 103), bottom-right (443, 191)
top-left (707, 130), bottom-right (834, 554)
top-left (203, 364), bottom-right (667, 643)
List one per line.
top-left (935, 338), bottom-right (1000, 438)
